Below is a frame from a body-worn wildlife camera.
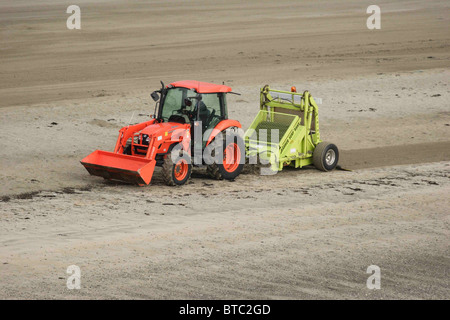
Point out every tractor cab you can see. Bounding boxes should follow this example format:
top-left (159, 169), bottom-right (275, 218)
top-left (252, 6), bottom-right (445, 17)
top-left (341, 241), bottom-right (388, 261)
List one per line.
top-left (154, 80), bottom-right (231, 139)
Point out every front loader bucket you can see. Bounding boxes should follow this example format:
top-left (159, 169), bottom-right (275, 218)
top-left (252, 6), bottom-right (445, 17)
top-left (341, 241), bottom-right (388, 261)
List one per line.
top-left (81, 150), bottom-right (156, 185)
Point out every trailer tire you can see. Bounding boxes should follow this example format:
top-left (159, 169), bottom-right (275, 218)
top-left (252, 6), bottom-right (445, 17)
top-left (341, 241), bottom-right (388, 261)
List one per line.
top-left (162, 146), bottom-right (192, 186)
top-left (313, 142), bottom-right (339, 172)
top-left (206, 131), bottom-right (244, 180)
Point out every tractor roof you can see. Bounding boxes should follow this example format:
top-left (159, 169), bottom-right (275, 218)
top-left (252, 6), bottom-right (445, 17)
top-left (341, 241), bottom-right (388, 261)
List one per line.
top-left (169, 80), bottom-right (232, 94)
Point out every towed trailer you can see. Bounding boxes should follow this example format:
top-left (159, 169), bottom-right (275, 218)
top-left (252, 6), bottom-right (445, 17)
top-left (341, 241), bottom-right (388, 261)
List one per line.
top-left (245, 85), bottom-right (339, 172)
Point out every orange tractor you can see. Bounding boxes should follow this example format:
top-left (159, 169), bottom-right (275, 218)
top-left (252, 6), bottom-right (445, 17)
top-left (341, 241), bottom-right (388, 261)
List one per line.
top-left (81, 80), bottom-right (245, 186)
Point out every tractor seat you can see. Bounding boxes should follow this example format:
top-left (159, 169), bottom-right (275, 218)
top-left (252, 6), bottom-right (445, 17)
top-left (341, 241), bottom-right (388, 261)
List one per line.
top-left (198, 101), bottom-right (210, 121)
top-left (198, 101), bottom-right (211, 130)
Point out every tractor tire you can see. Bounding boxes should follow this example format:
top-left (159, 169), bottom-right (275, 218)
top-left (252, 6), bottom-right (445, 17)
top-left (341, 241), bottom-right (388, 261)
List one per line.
top-left (162, 146), bottom-right (192, 186)
top-left (206, 131), bottom-right (245, 180)
top-left (313, 142), bottom-right (339, 172)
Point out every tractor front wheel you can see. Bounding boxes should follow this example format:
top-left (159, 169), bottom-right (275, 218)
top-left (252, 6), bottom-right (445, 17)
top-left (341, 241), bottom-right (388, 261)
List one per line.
top-left (162, 146), bottom-right (192, 186)
top-left (313, 142), bottom-right (339, 172)
top-left (206, 131), bottom-right (244, 180)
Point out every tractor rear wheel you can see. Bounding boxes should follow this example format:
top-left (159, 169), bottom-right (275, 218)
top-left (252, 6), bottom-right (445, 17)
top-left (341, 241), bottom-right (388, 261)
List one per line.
top-left (206, 131), bottom-right (244, 180)
top-left (162, 146), bottom-right (192, 186)
top-left (313, 142), bottom-right (339, 171)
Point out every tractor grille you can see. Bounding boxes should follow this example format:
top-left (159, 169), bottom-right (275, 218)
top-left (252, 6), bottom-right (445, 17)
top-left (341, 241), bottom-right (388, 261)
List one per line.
top-left (132, 133), bottom-right (150, 156)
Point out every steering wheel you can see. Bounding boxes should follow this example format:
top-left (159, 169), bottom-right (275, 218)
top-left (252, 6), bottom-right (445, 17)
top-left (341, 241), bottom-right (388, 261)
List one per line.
top-left (177, 108), bottom-right (195, 120)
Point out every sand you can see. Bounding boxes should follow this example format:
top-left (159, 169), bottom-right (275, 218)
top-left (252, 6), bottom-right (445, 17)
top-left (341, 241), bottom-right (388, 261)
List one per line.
top-left (0, 0), bottom-right (449, 299)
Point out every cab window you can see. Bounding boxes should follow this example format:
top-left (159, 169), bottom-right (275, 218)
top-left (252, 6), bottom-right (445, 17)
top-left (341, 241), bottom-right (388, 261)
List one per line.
top-left (198, 93), bottom-right (224, 131)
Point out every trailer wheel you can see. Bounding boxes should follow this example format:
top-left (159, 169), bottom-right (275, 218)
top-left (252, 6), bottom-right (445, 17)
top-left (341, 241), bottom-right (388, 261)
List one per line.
top-left (206, 131), bottom-right (244, 180)
top-left (162, 146), bottom-right (192, 186)
top-left (313, 142), bottom-right (339, 172)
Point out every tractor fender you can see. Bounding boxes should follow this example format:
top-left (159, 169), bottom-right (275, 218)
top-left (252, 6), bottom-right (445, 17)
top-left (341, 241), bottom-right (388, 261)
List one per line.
top-left (205, 120), bottom-right (242, 146)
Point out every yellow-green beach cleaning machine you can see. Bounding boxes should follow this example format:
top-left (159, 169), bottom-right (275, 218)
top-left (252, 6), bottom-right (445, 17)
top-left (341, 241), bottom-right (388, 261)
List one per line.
top-left (245, 85), bottom-right (339, 172)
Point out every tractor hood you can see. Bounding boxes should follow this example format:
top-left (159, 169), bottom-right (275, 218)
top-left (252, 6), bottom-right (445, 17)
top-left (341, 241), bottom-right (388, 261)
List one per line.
top-left (141, 121), bottom-right (188, 138)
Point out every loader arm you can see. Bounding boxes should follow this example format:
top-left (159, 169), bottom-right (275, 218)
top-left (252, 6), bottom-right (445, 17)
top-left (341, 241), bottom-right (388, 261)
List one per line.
top-left (114, 119), bottom-right (156, 153)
